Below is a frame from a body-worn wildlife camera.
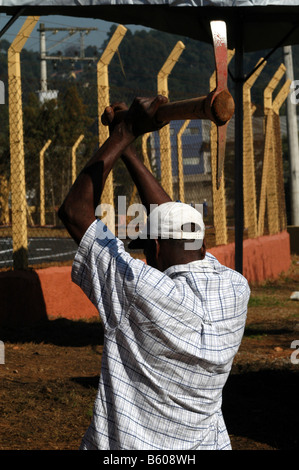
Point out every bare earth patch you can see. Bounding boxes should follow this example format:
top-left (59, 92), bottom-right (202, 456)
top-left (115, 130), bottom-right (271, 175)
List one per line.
top-left (0, 256), bottom-right (298, 451)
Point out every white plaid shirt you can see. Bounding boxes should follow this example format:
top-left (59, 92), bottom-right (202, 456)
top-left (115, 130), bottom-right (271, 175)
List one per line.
top-left (72, 219), bottom-right (250, 450)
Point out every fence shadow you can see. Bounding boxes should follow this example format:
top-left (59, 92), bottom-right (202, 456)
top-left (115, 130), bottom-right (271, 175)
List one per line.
top-left (0, 316), bottom-right (104, 347)
top-left (0, 269), bottom-right (48, 328)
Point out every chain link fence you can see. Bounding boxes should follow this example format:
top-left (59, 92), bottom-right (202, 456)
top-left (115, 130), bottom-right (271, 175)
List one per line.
top-left (0, 21), bottom-right (291, 270)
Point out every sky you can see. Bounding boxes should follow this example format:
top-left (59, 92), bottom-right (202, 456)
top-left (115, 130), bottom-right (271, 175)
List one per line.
top-left (0, 14), bottom-right (150, 53)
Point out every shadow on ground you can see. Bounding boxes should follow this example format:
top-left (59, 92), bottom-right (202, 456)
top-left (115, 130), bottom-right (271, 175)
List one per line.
top-left (223, 368), bottom-right (299, 450)
top-left (71, 368), bottom-right (299, 450)
top-left (0, 318), bottom-right (104, 347)
top-left (72, 368), bottom-right (299, 450)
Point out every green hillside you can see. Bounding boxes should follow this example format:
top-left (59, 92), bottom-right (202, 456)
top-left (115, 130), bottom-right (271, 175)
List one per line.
top-left (1, 25), bottom-right (297, 114)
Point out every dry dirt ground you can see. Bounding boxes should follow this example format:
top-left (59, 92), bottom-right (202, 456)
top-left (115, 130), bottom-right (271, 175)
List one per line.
top-left (0, 256), bottom-right (298, 451)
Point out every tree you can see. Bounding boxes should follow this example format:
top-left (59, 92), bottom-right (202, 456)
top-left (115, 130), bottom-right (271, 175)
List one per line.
top-left (22, 85), bottom-right (97, 225)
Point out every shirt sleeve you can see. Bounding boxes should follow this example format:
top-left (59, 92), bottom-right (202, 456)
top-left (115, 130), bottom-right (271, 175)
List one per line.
top-left (205, 251), bottom-right (250, 317)
top-left (71, 219), bottom-right (148, 330)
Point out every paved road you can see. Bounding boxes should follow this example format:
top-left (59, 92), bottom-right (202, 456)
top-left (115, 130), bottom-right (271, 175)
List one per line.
top-left (0, 237), bottom-right (78, 267)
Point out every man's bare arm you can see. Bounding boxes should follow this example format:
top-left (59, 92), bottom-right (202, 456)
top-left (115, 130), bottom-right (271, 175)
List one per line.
top-left (58, 123), bottom-right (135, 244)
top-left (59, 95), bottom-right (169, 244)
top-left (102, 97), bottom-right (171, 214)
top-left (121, 144), bottom-right (171, 213)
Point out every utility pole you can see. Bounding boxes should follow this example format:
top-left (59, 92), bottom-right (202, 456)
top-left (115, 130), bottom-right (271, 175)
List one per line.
top-left (40, 23), bottom-right (47, 93)
top-left (283, 45), bottom-right (299, 226)
top-left (80, 31), bottom-right (85, 59)
top-left (37, 24), bottom-right (98, 103)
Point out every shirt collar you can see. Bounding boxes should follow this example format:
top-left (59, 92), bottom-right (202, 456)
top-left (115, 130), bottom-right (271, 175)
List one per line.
top-left (164, 257), bottom-right (216, 278)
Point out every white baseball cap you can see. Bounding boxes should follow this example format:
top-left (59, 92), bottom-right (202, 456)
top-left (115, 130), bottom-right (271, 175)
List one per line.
top-left (128, 201), bottom-right (205, 249)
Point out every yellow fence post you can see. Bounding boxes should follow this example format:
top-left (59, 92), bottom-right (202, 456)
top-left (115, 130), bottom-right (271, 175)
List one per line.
top-left (264, 64), bottom-right (286, 114)
top-left (258, 113), bottom-right (273, 236)
top-left (210, 49), bottom-right (234, 245)
top-left (0, 175), bottom-right (10, 225)
top-left (129, 186), bottom-right (137, 208)
top-left (158, 41), bottom-right (185, 200)
top-left (8, 16), bottom-right (40, 269)
top-left (129, 133), bottom-right (153, 208)
top-left (272, 79), bottom-right (291, 232)
top-left (97, 25), bottom-right (127, 231)
top-left (142, 133), bottom-right (153, 173)
top-left (258, 64), bottom-right (286, 236)
top-left (176, 120), bottom-right (190, 203)
top-left (40, 139), bottom-right (51, 226)
top-left (243, 58), bottom-right (267, 239)
top-left (72, 134), bottom-right (84, 184)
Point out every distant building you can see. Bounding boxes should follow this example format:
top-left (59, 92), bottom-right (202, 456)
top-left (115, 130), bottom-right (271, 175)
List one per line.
top-left (151, 120), bottom-right (212, 206)
top-left (38, 90), bottom-right (59, 104)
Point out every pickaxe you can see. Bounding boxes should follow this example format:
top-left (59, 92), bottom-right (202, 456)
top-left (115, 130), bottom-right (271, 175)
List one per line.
top-left (103, 21), bottom-right (233, 190)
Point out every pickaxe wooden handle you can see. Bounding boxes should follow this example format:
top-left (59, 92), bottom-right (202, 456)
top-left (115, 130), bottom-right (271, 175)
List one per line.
top-left (104, 89), bottom-right (234, 128)
top-left (143, 89), bottom-right (234, 126)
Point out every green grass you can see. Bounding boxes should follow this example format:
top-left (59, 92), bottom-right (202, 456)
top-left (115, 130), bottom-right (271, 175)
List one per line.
top-left (246, 333), bottom-right (268, 340)
top-left (248, 295), bottom-right (286, 308)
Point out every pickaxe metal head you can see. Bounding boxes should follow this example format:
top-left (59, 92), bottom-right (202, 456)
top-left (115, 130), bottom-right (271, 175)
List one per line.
top-left (209, 20), bottom-right (231, 190)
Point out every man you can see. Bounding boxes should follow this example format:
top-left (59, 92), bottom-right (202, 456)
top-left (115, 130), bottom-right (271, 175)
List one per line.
top-left (58, 96), bottom-right (250, 450)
